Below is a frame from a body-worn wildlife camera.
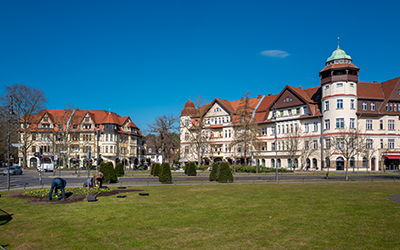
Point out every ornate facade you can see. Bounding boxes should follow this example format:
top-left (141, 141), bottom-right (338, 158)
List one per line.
top-left (20, 110), bottom-right (146, 169)
top-left (180, 44), bottom-right (400, 171)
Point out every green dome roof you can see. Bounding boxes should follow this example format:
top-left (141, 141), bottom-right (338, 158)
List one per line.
top-left (326, 46), bottom-right (352, 63)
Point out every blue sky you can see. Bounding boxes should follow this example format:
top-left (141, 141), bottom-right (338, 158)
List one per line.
top-left (1, 0), bottom-right (399, 132)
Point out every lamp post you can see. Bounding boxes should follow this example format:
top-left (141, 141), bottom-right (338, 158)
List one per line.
top-left (274, 102), bottom-right (279, 183)
top-left (6, 96), bottom-right (15, 190)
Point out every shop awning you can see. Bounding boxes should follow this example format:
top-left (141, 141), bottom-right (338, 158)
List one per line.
top-left (383, 155), bottom-right (400, 160)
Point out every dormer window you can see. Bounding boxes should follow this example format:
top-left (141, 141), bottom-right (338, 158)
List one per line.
top-left (371, 102), bottom-right (375, 111)
top-left (362, 102), bottom-right (367, 110)
top-left (43, 117), bottom-right (48, 122)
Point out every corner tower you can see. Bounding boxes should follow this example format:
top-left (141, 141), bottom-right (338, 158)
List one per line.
top-left (320, 39), bottom-right (360, 132)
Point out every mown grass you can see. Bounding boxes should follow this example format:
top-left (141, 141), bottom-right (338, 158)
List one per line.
top-left (1, 182), bottom-right (400, 249)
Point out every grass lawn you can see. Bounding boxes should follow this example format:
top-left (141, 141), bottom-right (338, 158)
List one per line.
top-left (1, 182), bottom-right (400, 249)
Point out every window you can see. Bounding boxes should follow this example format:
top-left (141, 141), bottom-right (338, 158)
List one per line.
top-left (32, 146), bottom-right (36, 153)
top-left (277, 125), bottom-right (281, 134)
top-left (390, 103), bottom-right (393, 111)
top-left (313, 122), bottom-right (318, 132)
top-left (304, 141), bottom-right (309, 150)
top-left (324, 119), bottom-right (330, 130)
top-left (336, 118), bottom-right (344, 128)
top-left (184, 146), bottom-right (189, 154)
top-left (380, 120), bottom-right (384, 130)
top-left (325, 85), bottom-right (330, 90)
top-left (386, 104), bottom-right (388, 111)
top-left (350, 83), bottom-right (354, 87)
top-left (184, 132), bottom-right (189, 140)
top-left (313, 140), bottom-right (318, 149)
top-left (324, 101), bottom-right (329, 111)
top-left (388, 139), bottom-right (395, 149)
top-left (261, 127), bottom-right (267, 135)
top-left (85, 117), bottom-right (89, 122)
top-left (337, 99), bottom-right (343, 109)
top-left (325, 139), bottom-right (331, 149)
top-left (337, 83), bottom-right (343, 87)
top-left (271, 126), bottom-right (275, 135)
top-left (366, 119), bottom-right (373, 130)
top-left (366, 139), bottom-right (373, 149)
top-left (280, 111), bottom-right (283, 117)
top-left (304, 123), bottom-right (309, 133)
top-left (380, 139), bottom-right (383, 148)
top-left (350, 118), bottom-right (355, 129)
top-left (388, 120), bottom-right (395, 130)
top-left (371, 102), bottom-right (375, 111)
top-left (362, 102), bottom-right (367, 110)
top-left (350, 99), bottom-right (355, 109)
top-left (337, 138), bottom-right (344, 149)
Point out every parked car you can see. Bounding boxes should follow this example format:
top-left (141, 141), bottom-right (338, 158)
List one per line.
top-left (207, 167), bottom-right (212, 171)
top-left (2, 167), bottom-right (23, 175)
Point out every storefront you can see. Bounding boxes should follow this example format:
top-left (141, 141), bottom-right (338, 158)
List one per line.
top-left (383, 155), bottom-right (400, 171)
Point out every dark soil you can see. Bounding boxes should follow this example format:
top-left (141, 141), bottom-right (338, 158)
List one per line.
top-left (12, 189), bottom-right (144, 205)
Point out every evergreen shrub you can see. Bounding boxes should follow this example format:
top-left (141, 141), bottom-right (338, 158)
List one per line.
top-left (115, 163), bottom-right (124, 177)
top-left (99, 162), bottom-right (117, 183)
top-left (186, 162), bottom-right (197, 176)
top-left (209, 162), bottom-right (220, 181)
top-left (159, 162), bottom-right (172, 183)
top-left (152, 163), bottom-right (160, 176)
top-left (217, 162), bottom-right (233, 183)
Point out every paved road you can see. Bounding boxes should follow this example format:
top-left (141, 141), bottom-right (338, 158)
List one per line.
top-left (1, 168), bottom-right (399, 191)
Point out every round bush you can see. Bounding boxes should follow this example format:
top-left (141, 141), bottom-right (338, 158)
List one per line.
top-left (115, 163), bottom-right (124, 177)
top-left (99, 161), bottom-right (117, 183)
top-left (209, 162), bottom-right (220, 181)
top-left (159, 162), bottom-right (172, 183)
top-left (217, 162), bottom-right (233, 183)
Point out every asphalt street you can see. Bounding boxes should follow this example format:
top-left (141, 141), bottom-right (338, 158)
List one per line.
top-left (1, 168), bottom-right (399, 191)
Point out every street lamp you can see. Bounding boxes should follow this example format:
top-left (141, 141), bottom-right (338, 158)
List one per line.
top-left (6, 96), bottom-right (15, 190)
top-left (274, 102), bottom-right (279, 183)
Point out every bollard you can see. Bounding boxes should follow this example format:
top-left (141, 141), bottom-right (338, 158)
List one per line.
top-left (147, 181), bottom-right (149, 186)
top-left (201, 180), bottom-right (203, 185)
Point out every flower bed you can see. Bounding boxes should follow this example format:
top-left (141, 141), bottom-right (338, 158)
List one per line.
top-left (21, 187), bottom-right (112, 198)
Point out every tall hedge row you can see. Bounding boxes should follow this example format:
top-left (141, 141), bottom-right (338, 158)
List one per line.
top-left (159, 162), bottom-right (172, 183)
top-left (99, 161), bottom-right (117, 183)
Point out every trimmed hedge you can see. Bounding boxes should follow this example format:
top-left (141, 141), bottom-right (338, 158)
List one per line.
top-left (115, 163), bottom-right (124, 177)
top-left (152, 163), bottom-right (161, 176)
top-left (186, 162), bottom-right (197, 176)
top-left (229, 165), bottom-right (293, 173)
top-left (159, 162), bottom-right (172, 183)
top-left (217, 162), bottom-right (233, 183)
top-left (209, 162), bottom-right (220, 181)
top-left (99, 162), bottom-right (117, 183)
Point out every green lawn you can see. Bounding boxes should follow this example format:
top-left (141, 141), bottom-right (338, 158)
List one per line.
top-left (1, 182), bottom-right (400, 249)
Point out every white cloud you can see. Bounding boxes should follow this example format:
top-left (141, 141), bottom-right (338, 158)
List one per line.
top-left (260, 50), bottom-right (289, 58)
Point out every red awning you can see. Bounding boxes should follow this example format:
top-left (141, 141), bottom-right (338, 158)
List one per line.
top-left (384, 155), bottom-right (400, 160)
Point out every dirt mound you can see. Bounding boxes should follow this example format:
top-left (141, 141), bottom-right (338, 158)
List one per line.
top-left (13, 189), bottom-right (144, 205)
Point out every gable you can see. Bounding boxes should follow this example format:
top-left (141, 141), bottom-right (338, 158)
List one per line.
top-left (387, 78), bottom-right (400, 102)
top-left (204, 102), bottom-right (230, 118)
top-left (275, 89), bottom-right (306, 109)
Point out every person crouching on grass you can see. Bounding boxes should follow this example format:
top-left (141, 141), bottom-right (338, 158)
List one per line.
top-left (48, 177), bottom-right (67, 200)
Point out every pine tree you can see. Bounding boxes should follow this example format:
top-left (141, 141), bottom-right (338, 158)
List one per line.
top-left (209, 162), bottom-right (220, 181)
top-left (217, 162), bottom-right (233, 183)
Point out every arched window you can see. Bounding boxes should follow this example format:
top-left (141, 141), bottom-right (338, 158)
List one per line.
top-left (312, 158), bottom-right (317, 169)
top-left (277, 159), bottom-right (281, 168)
top-left (336, 157), bottom-right (344, 170)
top-left (271, 159), bottom-right (275, 168)
top-left (288, 158), bottom-right (292, 169)
top-left (350, 157), bottom-right (355, 169)
top-left (295, 158), bottom-right (298, 169)
top-left (363, 157), bottom-right (367, 168)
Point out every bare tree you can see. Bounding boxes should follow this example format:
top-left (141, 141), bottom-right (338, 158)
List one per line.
top-left (322, 135), bottom-right (335, 178)
top-left (360, 136), bottom-right (376, 173)
top-left (298, 137), bottom-right (317, 170)
top-left (1, 84), bottom-right (47, 168)
top-left (286, 124), bottom-right (301, 170)
top-left (180, 96), bottom-right (211, 167)
top-left (333, 126), bottom-right (362, 181)
top-left (147, 114), bottom-right (178, 164)
top-left (230, 93), bottom-right (259, 166)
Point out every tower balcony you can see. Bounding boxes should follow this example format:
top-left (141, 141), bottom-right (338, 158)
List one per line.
top-left (321, 74), bottom-right (358, 85)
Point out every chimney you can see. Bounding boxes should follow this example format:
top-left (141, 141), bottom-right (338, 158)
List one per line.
top-left (257, 94), bottom-right (262, 99)
top-left (268, 93), bottom-right (271, 96)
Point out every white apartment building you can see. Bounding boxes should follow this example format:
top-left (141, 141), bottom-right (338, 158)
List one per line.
top-left (180, 44), bottom-right (400, 171)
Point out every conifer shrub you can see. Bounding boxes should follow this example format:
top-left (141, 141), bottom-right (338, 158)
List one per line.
top-left (217, 162), bottom-right (233, 183)
top-left (159, 162), bottom-right (172, 183)
top-left (115, 163), bottom-right (124, 177)
top-left (209, 162), bottom-right (220, 181)
top-left (152, 163), bottom-right (161, 176)
top-left (186, 162), bottom-right (197, 176)
top-left (99, 162), bottom-right (117, 183)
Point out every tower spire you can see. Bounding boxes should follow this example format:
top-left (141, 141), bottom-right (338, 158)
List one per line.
top-left (337, 37), bottom-right (340, 49)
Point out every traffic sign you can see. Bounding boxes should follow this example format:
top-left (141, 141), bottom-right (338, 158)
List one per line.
top-left (54, 155), bottom-right (58, 160)
top-left (86, 152), bottom-right (92, 158)
top-left (11, 143), bottom-right (22, 147)
top-left (60, 151), bottom-right (67, 153)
